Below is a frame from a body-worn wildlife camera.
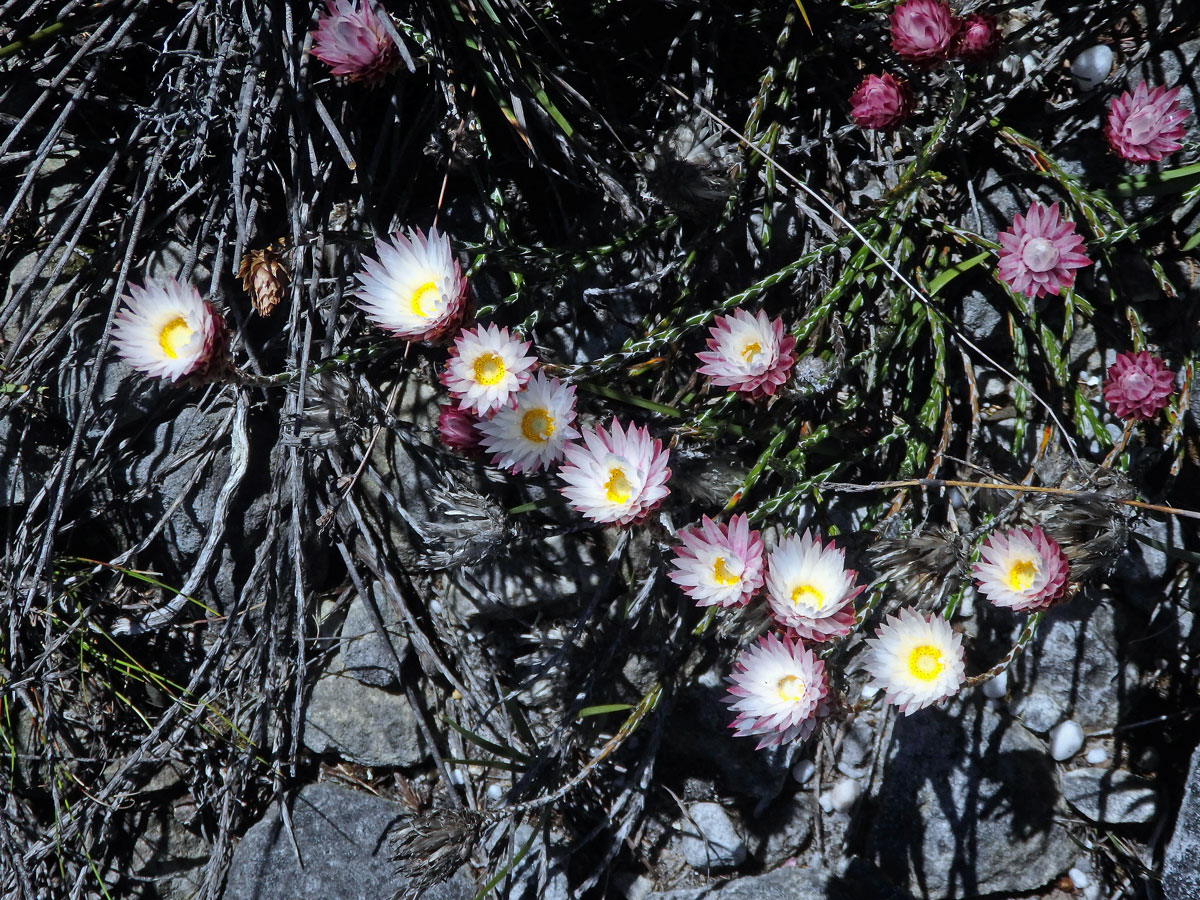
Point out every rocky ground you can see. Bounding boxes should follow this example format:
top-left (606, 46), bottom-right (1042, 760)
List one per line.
top-left (2, 1), bottom-right (1200, 899)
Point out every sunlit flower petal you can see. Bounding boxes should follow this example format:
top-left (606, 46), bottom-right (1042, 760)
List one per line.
top-left (311, 0), bottom-right (400, 83)
top-left (1105, 81), bottom-right (1190, 163)
top-left (972, 526), bottom-right (1070, 612)
top-left (765, 530), bottom-right (863, 642)
top-left (112, 278), bottom-right (227, 382)
top-left (1102, 350), bottom-right (1175, 420)
top-left (996, 202), bottom-right (1091, 298)
top-left (669, 514), bottom-right (765, 608)
top-left (441, 324), bottom-right (536, 416)
top-left (889, 0), bottom-right (960, 63)
top-left (862, 608), bottom-right (965, 714)
top-left (353, 226), bottom-right (468, 341)
top-left (477, 372), bottom-right (579, 474)
top-left (849, 73), bottom-right (914, 131)
top-left (696, 308), bottom-right (796, 398)
top-left (725, 632), bottom-right (830, 749)
top-left (558, 419), bottom-right (671, 526)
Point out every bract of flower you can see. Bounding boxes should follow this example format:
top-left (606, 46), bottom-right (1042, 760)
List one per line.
top-left (765, 531), bottom-right (863, 642)
top-left (889, 0), bottom-right (960, 63)
top-left (1105, 81), bottom-right (1190, 163)
top-left (558, 419), bottom-right (671, 526)
top-left (862, 608), bottom-right (966, 714)
top-left (441, 324), bottom-right (536, 416)
top-left (996, 202), bottom-right (1091, 298)
top-left (725, 632), bottom-right (829, 749)
top-left (1102, 350), bottom-right (1175, 420)
top-left (112, 278), bottom-right (227, 382)
top-left (311, 0), bottom-right (400, 83)
top-left (353, 226), bottom-right (468, 341)
top-left (849, 73), bottom-right (914, 131)
top-left (669, 514), bottom-right (765, 608)
top-left (476, 372), bottom-right (579, 474)
top-left (972, 525), bottom-right (1070, 612)
top-left (954, 13), bottom-right (1001, 61)
top-left (437, 402), bottom-right (483, 455)
top-left (696, 308), bottom-right (797, 398)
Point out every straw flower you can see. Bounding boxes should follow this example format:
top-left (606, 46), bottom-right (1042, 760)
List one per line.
top-left (725, 632), bottom-right (829, 749)
top-left (476, 372), bottom-right (578, 473)
top-left (954, 13), bottom-right (1001, 61)
top-left (669, 514), bottom-right (765, 608)
top-left (1103, 351), bottom-right (1176, 420)
top-left (765, 531), bottom-right (863, 642)
top-left (353, 226), bottom-right (468, 341)
top-left (441, 324), bottom-right (536, 416)
top-left (1105, 82), bottom-right (1190, 163)
top-left (862, 608), bottom-right (965, 714)
top-left (849, 73), bottom-right (914, 131)
top-left (973, 526), bottom-right (1070, 612)
top-left (112, 278), bottom-right (227, 382)
top-left (889, 0), bottom-right (960, 64)
top-left (996, 202), bottom-right (1091, 298)
top-left (696, 308), bottom-right (796, 398)
top-left (558, 419), bottom-right (671, 526)
top-left (437, 403), bottom-right (483, 455)
top-left (311, 0), bottom-right (400, 83)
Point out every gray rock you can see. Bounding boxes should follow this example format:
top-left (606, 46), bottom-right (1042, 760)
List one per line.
top-left (342, 581), bottom-right (408, 688)
top-left (1115, 515), bottom-right (1184, 603)
top-left (1164, 742), bottom-right (1200, 900)
top-left (646, 859), bottom-right (912, 899)
top-left (303, 655), bottom-right (427, 767)
top-left (960, 292), bottom-right (1003, 343)
top-left (1009, 598), bottom-right (1125, 734)
top-left (679, 802), bottom-right (746, 871)
top-left (1062, 768), bottom-right (1157, 824)
top-left (868, 701), bottom-right (1076, 898)
top-left (128, 766), bottom-right (210, 900)
top-left (746, 792), bottom-right (813, 866)
top-left (223, 782), bottom-right (474, 900)
top-left (500, 822), bottom-right (570, 900)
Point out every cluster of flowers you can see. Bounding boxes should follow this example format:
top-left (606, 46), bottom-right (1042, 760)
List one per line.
top-left (671, 515), bottom-right (1072, 750)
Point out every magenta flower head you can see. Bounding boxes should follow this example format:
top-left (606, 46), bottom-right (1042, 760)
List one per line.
top-left (973, 526), bottom-right (1070, 612)
top-left (849, 73), bottom-right (914, 130)
top-left (437, 402), bottom-right (483, 455)
top-left (696, 308), bottom-right (797, 398)
top-left (725, 632), bottom-right (830, 749)
top-left (889, 0), bottom-right (960, 64)
top-left (669, 514), bottom-right (766, 608)
top-left (311, 0), bottom-right (400, 83)
top-left (1103, 351), bottom-right (1175, 420)
top-left (765, 531), bottom-right (864, 642)
top-left (113, 278), bottom-right (228, 383)
top-left (558, 419), bottom-right (671, 526)
top-left (996, 202), bottom-right (1091, 298)
top-left (954, 13), bottom-right (1001, 61)
top-left (1105, 82), bottom-right (1191, 163)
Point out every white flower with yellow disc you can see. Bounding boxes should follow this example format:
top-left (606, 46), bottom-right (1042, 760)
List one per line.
top-left (112, 278), bottom-right (226, 382)
top-left (353, 226), bottom-right (467, 341)
top-left (441, 324), bottom-right (536, 416)
top-left (862, 608), bottom-right (965, 714)
top-left (476, 372), bottom-right (578, 474)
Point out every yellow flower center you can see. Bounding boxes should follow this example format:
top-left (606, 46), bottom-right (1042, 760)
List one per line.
top-left (158, 317), bottom-right (194, 359)
top-left (473, 352), bottom-right (506, 386)
top-left (1006, 558), bottom-right (1037, 592)
top-left (410, 281), bottom-right (439, 317)
top-left (604, 466), bottom-right (633, 505)
top-left (790, 583), bottom-right (824, 610)
top-left (907, 644), bottom-right (944, 682)
top-left (741, 341), bottom-right (762, 361)
top-left (777, 675), bottom-right (805, 702)
top-left (520, 408), bottom-right (554, 443)
top-left (711, 556), bottom-right (740, 586)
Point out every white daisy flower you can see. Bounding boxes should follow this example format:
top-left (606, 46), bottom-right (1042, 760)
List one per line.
top-left (668, 514), bottom-right (765, 608)
top-left (353, 226), bottom-right (468, 341)
top-left (695, 308), bottom-right (796, 398)
top-left (476, 372), bottom-right (579, 474)
top-left (440, 324), bottom-right (537, 416)
top-left (764, 530), bottom-right (863, 642)
top-left (557, 419), bottom-right (671, 527)
top-left (724, 632), bottom-right (829, 749)
top-left (112, 278), bottom-right (227, 382)
top-left (972, 526), bottom-right (1070, 612)
top-left (862, 608), bottom-right (966, 715)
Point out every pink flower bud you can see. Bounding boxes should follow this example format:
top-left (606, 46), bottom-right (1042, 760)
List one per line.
top-left (1105, 81), bottom-right (1191, 163)
top-left (889, 0), bottom-right (960, 64)
top-left (849, 73), bottom-right (914, 130)
top-left (1102, 351), bottom-right (1175, 420)
top-left (954, 13), bottom-right (1001, 61)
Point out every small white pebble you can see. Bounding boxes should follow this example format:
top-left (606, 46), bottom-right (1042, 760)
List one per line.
top-left (452, 768), bottom-right (465, 785)
top-left (429, 598), bottom-right (444, 614)
top-left (1049, 720), bottom-right (1085, 761)
top-left (1085, 747), bottom-right (1107, 765)
top-left (830, 778), bottom-right (862, 812)
top-left (1069, 867), bottom-right (1091, 890)
top-left (486, 783), bottom-right (503, 801)
top-left (1071, 45), bottom-right (1114, 90)
top-left (818, 791), bottom-right (835, 814)
top-left (792, 759), bottom-right (816, 785)
top-left (981, 669), bottom-right (1008, 699)
top-left (1084, 884), bottom-right (1101, 900)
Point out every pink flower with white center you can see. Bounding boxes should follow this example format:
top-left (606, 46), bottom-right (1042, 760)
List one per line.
top-left (889, 0), bottom-right (960, 64)
top-left (696, 308), bottom-right (796, 398)
top-left (440, 324), bottom-right (536, 416)
top-left (1103, 351), bottom-right (1175, 420)
top-left (113, 278), bottom-right (228, 383)
top-left (973, 526), bottom-right (1070, 612)
top-left (353, 226), bottom-right (468, 342)
top-left (476, 372), bottom-right (578, 474)
top-left (849, 73), bottom-right (914, 131)
top-left (1105, 82), bottom-right (1190, 163)
top-left (954, 13), bottom-right (1001, 61)
top-left (996, 202), bottom-right (1091, 298)
top-left (669, 514), bottom-right (765, 608)
top-left (311, 0), bottom-right (400, 83)
top-left (725, 632), bottom-right (829, 749)
top-left (765, 531), bottom-right (864, 642)
top-left (437, 402), bottom-right (483, 455)
top-left (862, 608), bottom-right (965, 714)
top-left (558, 419), bottom-right (671, 527)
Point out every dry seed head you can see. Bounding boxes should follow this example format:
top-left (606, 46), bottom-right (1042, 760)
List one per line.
top-left (388, 807), bottom-right (487, 900)
top-left (237, 239), bottom-right (289, 316)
